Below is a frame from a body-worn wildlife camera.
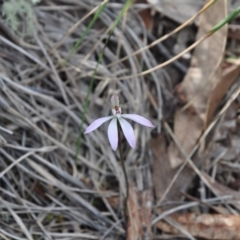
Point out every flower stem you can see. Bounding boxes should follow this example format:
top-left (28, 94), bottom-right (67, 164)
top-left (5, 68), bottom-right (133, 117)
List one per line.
top-left (117, 124), bottom-right (129, 227)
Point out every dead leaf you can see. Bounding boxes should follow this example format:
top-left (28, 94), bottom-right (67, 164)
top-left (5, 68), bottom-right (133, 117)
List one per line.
top-left (150, 134), bottom-right (199, 203)
top-left (151, 134), bottom-right (181, 201)
top-left (127, 185), bottom-right (141, 240)
top-left (168, 111), bottom-right (203, 169)
top-left (107, 186), bottom-right (153, 239)
top-left (169, 0), bottom-right (227, 168)
top-left (205, 64), bottom-right (240, 128)
top-left (137, 0), bottom-right (154, 31)
top-left (157, 213), bottom-right (240, 239)
top-left (127, 186), bottom-right (152, 240)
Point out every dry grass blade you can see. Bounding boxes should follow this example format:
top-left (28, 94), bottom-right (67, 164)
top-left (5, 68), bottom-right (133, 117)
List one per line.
top-left (1, 0), bottom-right (237, 239)
top-left (147, 0), bottom-right (205, 24)
top-left (0, 146), bottom-right (55, 178)
top-left (163, 216), bottom-right (196, 240)
top-left (1, 199), bottom-right (33, 240)
top-left (203, 173), bottom-right (240, 211)
top-left (52, 0), bottom-right (109, 50)
top-left (0, 36), bottom-right (50, 70)
top-left (107, 0), bottom-right (215, 68)
top-left (0, 0), bottom-right (156, 238)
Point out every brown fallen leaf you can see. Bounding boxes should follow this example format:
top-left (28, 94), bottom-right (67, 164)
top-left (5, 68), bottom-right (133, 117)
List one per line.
top-left (150, 133), bottom-right (199, 203)
top-left (127, 186), bottom-right (152, 240)
top-left (205, 64), bottom-right (240, 128)
top-left (168, 111), bottom-right (203, 169)
top-left (137, 0), bottom-right (154, 31)
top-left (127, 185), bottom-right (141, 240)
top-left (169, 0), bottom-right (227, 168)
top-left (106, 185), bottom-right (153, 239)
top-left (157, 213), bottom-right (240, 239)
top-left (151, 134), bottom-right (181, 201)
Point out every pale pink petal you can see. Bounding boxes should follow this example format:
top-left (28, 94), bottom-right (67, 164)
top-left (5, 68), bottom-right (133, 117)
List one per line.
top-left (84, 116), bottom-right (113, 134)
top-left (107, 118), bottom-right (118, 151)
top-left (121, 114), bottom-right (154, 128)
top-left (118, 117), bottom-right (136, 148)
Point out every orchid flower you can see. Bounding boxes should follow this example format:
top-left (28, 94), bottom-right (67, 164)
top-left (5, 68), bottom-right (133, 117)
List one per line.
top-left (84, 95), bottom-right (154, 151)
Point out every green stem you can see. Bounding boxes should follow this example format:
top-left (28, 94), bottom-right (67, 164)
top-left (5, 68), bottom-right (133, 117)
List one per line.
top-left (67, 1), bottom-right (108, 61)
top-left (210, 6), bottom-right (240, 33)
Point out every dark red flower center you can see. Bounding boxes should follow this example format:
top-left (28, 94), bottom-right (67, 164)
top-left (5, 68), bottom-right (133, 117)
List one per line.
top-left (114, 106), bottom-right (121, 114)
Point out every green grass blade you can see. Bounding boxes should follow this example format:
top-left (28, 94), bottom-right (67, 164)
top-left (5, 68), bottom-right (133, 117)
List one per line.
top-left (67, 1), bottom-right (108, 61)
top-left (75, 0), bottom-right (133, 159)
top-left (210, 6), bottom-right (240, 33)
